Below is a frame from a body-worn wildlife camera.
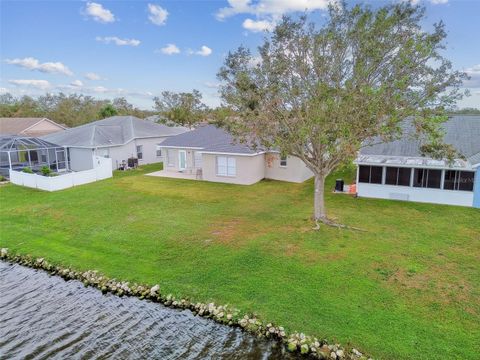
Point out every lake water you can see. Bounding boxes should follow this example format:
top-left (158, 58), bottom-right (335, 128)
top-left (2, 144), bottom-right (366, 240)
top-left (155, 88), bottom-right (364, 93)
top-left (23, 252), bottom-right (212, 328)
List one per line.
top-left (0, 261), bottom-right (297, 359)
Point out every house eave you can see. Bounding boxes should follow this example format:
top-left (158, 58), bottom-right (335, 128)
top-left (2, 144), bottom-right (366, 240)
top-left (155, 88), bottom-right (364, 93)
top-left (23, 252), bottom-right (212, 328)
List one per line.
top-left (199, 150), bottom-right (266, 157)
top-left (356, 154), bottom-right (474, 170)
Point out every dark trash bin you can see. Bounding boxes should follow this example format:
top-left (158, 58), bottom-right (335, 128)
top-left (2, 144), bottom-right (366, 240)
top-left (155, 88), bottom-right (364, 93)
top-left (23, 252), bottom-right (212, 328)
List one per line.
top-left (335, 179), bottom-right (344, 192)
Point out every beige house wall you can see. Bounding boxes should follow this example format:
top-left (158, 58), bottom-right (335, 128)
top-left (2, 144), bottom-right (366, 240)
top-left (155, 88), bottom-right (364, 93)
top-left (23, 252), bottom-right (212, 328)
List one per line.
top-left (164, 148), bottom-right (200, 174)
top-left (23, 119), bottom-right (65, 137)
top-left (202, 153), bottom-right (265, 185)
top-left (264, 153), bottom-right (313, 183)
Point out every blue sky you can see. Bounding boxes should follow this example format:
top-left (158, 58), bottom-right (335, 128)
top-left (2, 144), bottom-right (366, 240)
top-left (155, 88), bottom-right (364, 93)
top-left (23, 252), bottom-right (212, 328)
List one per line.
top-left (1, 0), bottom-right (479, 110)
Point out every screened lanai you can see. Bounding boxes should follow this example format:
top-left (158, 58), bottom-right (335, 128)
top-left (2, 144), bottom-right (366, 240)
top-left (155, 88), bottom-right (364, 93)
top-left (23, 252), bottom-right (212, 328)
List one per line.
top-left (0, 136), bottom-right (68, 177)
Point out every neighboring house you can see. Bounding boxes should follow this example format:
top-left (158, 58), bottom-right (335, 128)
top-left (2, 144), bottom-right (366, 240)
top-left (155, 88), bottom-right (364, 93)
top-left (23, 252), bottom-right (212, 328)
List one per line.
top-left (0, 117), bottom-right (66, 137)
top-left (158, 124), bottom-right (313, 185)
top-left (356, 115), bottom-right (480, 208)
top-left (42, 116), bottom-right (188, 171)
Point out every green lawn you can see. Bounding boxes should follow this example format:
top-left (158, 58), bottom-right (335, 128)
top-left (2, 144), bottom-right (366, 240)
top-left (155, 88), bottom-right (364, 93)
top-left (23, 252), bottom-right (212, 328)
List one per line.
top-left (1, 163), bottom-right (479, 359)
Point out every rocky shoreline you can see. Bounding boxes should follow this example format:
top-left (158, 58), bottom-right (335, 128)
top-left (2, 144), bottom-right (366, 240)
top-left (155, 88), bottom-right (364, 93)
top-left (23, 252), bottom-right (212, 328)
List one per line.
top-left (0, 248), bottom-right (370, 360)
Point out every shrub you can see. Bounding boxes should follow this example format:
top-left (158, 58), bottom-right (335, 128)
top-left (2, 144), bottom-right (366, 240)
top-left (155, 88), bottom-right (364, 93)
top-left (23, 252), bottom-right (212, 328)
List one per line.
top-left (22, 167), bottom-right (33, 173)
top-left (0, 175), bottom-right (6, 181)
top-left (40, 166), bottom-right (51, 176)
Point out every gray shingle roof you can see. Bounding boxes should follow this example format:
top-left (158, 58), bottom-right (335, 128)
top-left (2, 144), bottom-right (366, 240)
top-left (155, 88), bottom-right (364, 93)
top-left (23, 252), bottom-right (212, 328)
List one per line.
top-left (42, 116), bottom-right (188, 147)
top-left (160, 124), bottom-right (260, 155)
top-left (360, 115), bottom-right (480, 166)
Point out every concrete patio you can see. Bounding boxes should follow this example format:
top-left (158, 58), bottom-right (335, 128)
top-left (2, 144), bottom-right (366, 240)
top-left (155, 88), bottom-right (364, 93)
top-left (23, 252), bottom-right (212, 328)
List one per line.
top-left (146, 170), bottom-right (201, 180)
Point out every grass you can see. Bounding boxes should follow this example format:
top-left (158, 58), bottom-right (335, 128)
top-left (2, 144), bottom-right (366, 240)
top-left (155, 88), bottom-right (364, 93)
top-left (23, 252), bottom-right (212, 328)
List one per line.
top-left (1, 163), bottom-right (479, 359)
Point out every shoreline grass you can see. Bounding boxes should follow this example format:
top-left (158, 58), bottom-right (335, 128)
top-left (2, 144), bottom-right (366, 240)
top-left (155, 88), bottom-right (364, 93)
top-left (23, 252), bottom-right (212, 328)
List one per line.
top-left (1, 163), bottom-right (479, 359)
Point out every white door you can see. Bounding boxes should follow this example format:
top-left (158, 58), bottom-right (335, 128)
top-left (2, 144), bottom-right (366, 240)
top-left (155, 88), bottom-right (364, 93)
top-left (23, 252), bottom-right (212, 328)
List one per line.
top-left (178, 150), bottom-right (186, 170)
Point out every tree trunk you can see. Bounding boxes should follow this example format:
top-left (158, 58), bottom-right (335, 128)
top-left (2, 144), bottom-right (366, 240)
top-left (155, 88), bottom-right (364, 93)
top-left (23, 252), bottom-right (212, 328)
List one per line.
top-left (314, 174), bottom-right (327, 221)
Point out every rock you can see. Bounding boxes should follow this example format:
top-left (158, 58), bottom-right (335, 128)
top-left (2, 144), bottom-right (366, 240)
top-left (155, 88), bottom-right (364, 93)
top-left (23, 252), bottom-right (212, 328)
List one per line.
top-left (352, 348), bottom-right (362, 357)
top-left (150, 284), bottom-right (160, 296)
top-left (336, 349), bottom-right (344, 358)
top-left (330, 352), bottom-right (337, 359)
top-left (300, 344), bottom-right (309, 354)
top-left (287, 342), bottom-right (297, 352)
top-left (0, 248), bottom-right (8, 257)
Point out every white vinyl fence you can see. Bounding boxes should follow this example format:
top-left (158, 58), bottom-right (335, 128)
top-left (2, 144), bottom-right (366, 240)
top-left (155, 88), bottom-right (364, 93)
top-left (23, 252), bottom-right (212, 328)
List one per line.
top-left (9, 156), bottom-right (112, 192)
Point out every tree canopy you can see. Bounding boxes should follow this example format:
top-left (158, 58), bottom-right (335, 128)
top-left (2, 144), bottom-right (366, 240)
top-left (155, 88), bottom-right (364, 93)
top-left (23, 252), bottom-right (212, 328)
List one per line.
top-left (153, 90), bottom-right (208, 128)
top-left (217, 2), bottom-right (467, 225)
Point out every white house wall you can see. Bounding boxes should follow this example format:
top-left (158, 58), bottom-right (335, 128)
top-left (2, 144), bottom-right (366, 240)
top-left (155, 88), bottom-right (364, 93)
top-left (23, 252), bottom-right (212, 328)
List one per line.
top-left (265, 154), bottom-right (313, 183)
top-left (202, 153), bottom-right (265, 185)
top-left (134, 137), bottom-right (167, 165)
top-left (69, 147), bottom-right (94, 171)
top-left (357, 182), bottom-right (474, 207)
top-left (92, 137), bottom-right (167, 170)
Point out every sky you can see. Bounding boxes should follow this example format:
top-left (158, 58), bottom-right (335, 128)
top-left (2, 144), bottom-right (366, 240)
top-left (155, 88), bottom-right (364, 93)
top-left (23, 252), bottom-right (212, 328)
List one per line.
top-left (1, 0), bottom-right (479, 110)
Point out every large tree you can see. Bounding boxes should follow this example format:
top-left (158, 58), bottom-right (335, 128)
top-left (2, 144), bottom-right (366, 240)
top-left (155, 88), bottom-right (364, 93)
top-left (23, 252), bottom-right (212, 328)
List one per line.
top-left (217, 2), bottom-right (466, 227)
top-left (153, 90), bottom-right (208, 128)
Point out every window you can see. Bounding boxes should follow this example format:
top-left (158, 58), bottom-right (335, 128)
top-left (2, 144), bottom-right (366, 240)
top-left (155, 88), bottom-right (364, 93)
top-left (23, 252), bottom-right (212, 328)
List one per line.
top-left (444, 170), bottom-right (475, 191)
top-left (358, 165), bottom-right (383, 184)
top-left (385, 167), bottom-right (411, 186)
top-left (413, 168), bottom-right (441, 189)
top-left (280, 155), bottom-right (287, 167)
top-left (216, 156), bottom-right (236, 176)
top-left (156, 145), bottom-right (162, 157)
top-left (166, 150), bottom-right (174, 166)
top-left (194, 152), bottom-right (202, 168)
top-left (136, 145), bottom-right (143, 160)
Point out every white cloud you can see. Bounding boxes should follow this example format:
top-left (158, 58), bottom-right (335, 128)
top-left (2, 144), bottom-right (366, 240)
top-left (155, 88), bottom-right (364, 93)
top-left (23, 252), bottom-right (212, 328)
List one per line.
top-left (0, 87), bottom-right (9, 94)
top-left (204, 81), bottom-right (220, 88)
top-left (92, 86), bottom-right (108, 93)
top-left (216, 0), bottom-right (333, 20)
top-left (147, 3), bottom-right (168, 26)
top-left (463, 64), bottom-right (480, 88)
top-left (85, 2), bottom-right (115, 23)
top-left (5, 57), bottom-right (73, 76)
top-left (70, 80), bottom-right (84, 87)
top-left (242, 18), bottom-right (275, 32)
top-left (156, 43), bottom-right (180, 55)
top-left (194, 45), bottom-right (212, 57)
top-left (84, 72), bottom-right (102, 80)
top-left (8, 79), bottom-right (51, 90)
top-left (402, 0), bottom-right (448, 4)
top-left (96, 36), bottom-right (141, 46)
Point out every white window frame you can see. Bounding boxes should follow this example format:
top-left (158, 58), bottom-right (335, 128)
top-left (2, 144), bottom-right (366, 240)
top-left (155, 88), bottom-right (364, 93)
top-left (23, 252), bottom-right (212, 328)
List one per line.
top-left (136, 145), bottom-right (143, 160)
top-left (194, 151), bottom-right (202, 168)
top-left (156, 145), bottom-right (162, 157)
top-left (216, 156), bottom-right (236, 177)
top-left (280, 155), bottom-right (288, 167)
top-left (178, 150), bottom-right (187, 170)
top-left (166, 149), bottom-right (174, 167)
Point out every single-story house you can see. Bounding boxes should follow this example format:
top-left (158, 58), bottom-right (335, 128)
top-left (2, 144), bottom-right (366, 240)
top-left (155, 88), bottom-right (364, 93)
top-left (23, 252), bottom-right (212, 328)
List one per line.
top-left (356, 115), bottom-right (480, 208)
top-left (42, 116), bottom-right (188, 171)
top-left (0, 117), bottom-right (66, 137)
top-left (157, 124), bottom-right (313, 185)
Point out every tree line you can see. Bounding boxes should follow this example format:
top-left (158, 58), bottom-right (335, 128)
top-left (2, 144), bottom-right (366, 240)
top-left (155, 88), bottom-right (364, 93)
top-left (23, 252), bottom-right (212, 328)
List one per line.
top-left (0, 93), bottom-right (155, 127)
